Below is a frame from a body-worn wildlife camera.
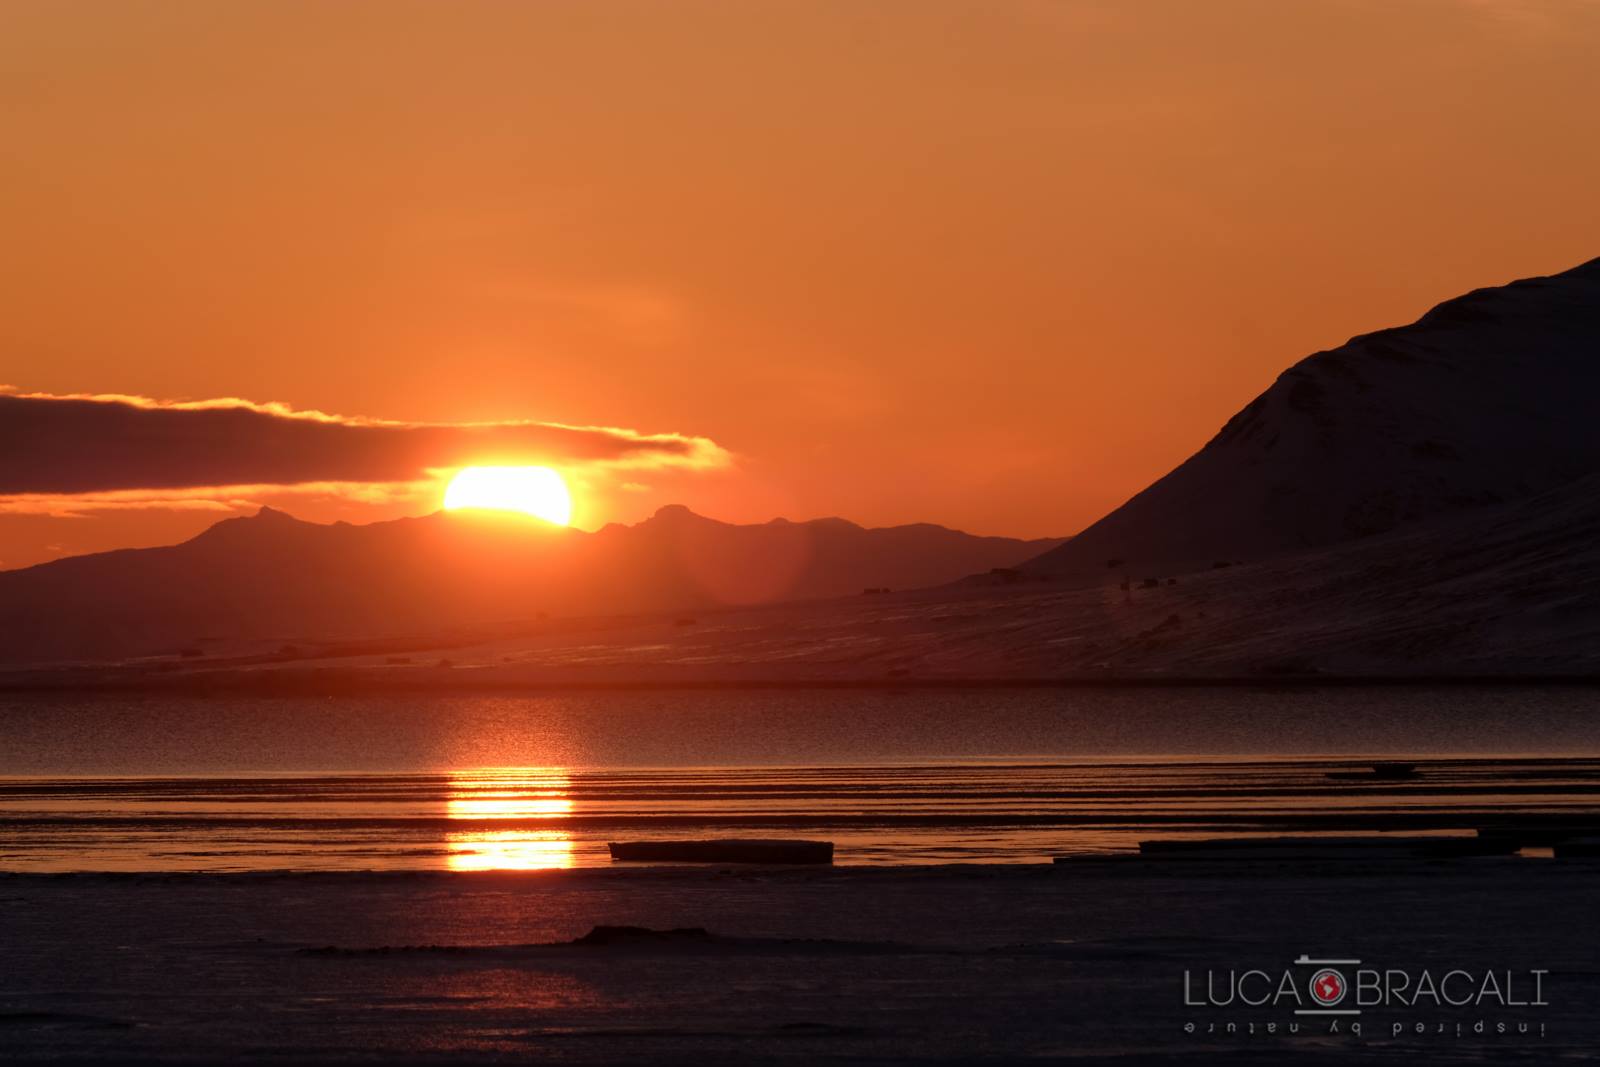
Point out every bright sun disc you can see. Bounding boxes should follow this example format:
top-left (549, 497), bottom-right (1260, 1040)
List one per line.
top-left (443, 466), bottom-right (572, 525)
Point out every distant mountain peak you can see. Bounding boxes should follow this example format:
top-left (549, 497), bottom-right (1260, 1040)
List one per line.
top-left (187, 504), bottom-right (304, 544)
top-left (0, 497), bottom-right (1060, 663)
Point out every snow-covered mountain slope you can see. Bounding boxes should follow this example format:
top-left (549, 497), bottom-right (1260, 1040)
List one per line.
top-left (1027, 257), bottom-right (1600, 575)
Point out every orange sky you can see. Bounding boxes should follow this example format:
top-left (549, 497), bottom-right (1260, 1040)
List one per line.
top-left (3, 1), bottom-right (1599, 568)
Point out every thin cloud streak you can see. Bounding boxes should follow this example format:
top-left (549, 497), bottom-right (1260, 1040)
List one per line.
top-left (0, 481), bottom-right (431, 518)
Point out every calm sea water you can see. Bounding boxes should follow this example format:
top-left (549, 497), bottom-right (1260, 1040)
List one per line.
top-left (2, 686), bottom-right (1598, 871)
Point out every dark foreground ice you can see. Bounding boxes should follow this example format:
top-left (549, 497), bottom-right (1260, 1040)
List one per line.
top-left (2, 858), bottom-right (1596, 1064)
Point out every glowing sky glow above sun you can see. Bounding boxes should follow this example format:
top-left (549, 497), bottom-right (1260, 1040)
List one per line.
top-left (443, 466), bottom-right (573, 525)
top-left (4, 1), bottom-right (1600, 568)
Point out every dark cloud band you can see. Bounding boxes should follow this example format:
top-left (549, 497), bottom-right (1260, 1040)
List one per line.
top-left (0, 392), bottom-right (727, 494)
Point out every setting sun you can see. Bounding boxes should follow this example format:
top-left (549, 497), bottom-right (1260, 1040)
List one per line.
top-left (442, 466), bottom-right (573, 525)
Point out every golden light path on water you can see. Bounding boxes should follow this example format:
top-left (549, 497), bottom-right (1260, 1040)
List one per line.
top-left (444, 770), bottom-right (575, 871)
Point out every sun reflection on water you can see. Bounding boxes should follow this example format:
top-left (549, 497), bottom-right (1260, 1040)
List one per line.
top-left (445, 770), bottom-right (575, 871)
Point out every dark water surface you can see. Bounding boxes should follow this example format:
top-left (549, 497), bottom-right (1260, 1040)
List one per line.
top-left (2, 686), bottom-right (1597, 871)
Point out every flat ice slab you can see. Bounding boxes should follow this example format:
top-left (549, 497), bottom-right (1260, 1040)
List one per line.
top-left (608, 839), bottom-right (835, 864)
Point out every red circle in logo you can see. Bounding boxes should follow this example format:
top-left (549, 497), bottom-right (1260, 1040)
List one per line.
top-left (1309, 968), bottom-right (1347, 1006)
